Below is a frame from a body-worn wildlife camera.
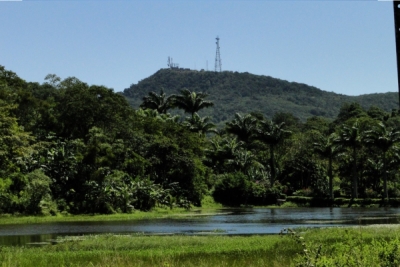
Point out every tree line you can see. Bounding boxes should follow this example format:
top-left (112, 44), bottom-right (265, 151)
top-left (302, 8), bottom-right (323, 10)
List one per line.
top-left (1, 65), bottom-right (400, 215)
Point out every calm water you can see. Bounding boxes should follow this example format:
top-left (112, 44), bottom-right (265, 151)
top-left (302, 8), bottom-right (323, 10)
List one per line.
top-left (1, 207), bottom-right (400, 246)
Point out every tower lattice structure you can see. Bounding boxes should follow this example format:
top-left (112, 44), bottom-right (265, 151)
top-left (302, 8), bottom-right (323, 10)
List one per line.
top-left (215, 36), bottom-right (222, 72)
top-left (394, 2), bottom-right (400, 109)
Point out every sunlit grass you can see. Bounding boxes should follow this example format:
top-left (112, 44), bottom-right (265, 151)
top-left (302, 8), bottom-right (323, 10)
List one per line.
top-left (0, 234), bottom-right (293, 267)
top-left (3, 226), bottom-right (400, 266)
top-left (0, 207), bottom-right (228, 225)
top-left (0, 196), bottom-right (225, 225)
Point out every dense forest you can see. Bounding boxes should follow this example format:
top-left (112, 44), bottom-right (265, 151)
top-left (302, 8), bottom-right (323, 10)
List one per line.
top-left (1, 65), bottom-right (400, 216)
top-left (123, 68), bottom-right (399, 124)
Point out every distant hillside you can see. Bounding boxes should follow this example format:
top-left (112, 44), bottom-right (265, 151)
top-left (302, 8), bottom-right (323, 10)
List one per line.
top-left (122, 68), bottom-right (399, 123)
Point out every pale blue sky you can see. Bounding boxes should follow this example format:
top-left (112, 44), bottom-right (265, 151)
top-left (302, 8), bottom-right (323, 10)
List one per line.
top-left (0, 0), bottom-right (396, 96)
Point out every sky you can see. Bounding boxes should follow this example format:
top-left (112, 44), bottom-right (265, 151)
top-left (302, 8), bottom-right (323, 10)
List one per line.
top-left (0, 0), bottom-right (397, 96)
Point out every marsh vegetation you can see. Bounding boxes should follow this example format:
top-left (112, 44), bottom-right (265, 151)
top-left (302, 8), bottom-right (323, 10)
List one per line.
top-left (2, 226), bottom-right (400, 266)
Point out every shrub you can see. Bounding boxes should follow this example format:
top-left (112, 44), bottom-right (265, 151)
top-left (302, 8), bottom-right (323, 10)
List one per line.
top-left (212, 172), bottom-right (251, 206)
top-left (18, 169), bottom-right (56, 215)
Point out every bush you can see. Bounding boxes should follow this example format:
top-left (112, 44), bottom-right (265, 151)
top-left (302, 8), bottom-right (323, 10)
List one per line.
top-left (249, 181), bottom-right (282, 205)
top-left (286, 196), bottom-right (312, 206)
top-left (19, 169), bottom-right (56, 215)
top-left (212, 172), bottom-right (251, 206)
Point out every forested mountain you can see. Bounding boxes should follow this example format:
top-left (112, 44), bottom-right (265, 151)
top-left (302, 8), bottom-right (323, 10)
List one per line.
top-left (123, 69), bottom-right (398, 123)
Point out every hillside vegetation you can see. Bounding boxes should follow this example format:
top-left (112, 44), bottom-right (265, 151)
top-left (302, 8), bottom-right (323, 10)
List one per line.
top-left (123, 68), bottom-right (398, 123)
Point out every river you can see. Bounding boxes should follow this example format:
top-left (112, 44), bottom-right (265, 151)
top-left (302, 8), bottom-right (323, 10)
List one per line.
top-left (1, 207), bottom-right (400, 246)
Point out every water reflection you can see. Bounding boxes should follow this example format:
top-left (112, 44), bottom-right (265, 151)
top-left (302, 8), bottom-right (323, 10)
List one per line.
top-left (1, 207), bottom-right (400, 246)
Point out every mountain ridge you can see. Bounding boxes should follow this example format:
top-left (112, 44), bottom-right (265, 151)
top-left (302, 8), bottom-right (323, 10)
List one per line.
top-left (122, 68), bottom-right (398, 123)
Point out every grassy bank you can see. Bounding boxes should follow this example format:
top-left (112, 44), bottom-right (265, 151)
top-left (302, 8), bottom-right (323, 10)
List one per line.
top-left (2, 226), bottom-right (400, 266)
top-left (0, 207), bottom-right (224, 225)
top-left (0, 208), bottom-right (185, 225)
top-left (0, 196), bottom-right (224, 225)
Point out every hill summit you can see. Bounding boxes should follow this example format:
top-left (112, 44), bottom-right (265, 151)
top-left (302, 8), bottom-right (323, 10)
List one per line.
top-left (122, 68), bottom-right (398, 123)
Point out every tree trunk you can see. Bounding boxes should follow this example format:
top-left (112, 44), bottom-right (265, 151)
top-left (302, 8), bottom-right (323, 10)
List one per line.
top-left (328, 157), bottom-right (333, 199)
top-left (270, 145), bottom-right (276, 185)
top-left (352, 147), bottom-right (358, 199)
top-left (383, 152), bottom-right (389, 202)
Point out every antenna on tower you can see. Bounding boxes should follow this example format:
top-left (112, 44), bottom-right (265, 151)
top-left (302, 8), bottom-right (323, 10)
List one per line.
top-left (167, 56), bottom-right (179, 69)
top-left (214, 36), bottom-right (222, 72)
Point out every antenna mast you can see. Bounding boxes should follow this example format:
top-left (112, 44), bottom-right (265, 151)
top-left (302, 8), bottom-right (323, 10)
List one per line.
top-left (214, 36), bottom-right (222, 72)
top-left (167, 56), bottom-right (179, 69)
top-left (394, 2), bottom-right (400, 109)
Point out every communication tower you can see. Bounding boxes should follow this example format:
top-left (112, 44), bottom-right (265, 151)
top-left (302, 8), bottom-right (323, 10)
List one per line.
top-left (167, 57), bottom-right (179, 69)
top-left (214, 36), bottom-right (222, 72)
top-left (394, 2), bottom-right (400, 109)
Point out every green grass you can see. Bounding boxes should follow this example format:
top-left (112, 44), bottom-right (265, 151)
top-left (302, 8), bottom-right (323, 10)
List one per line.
top-left (199, 195), bottom-right (223, 209)
top-left (3, 226), bottom-right (400, 266)
top-left (0, 196), bottom-right (224, 226)
top-left (0, 234), bottom-right (293, 267)
top-left (0, 207), bottom-right (228, 225)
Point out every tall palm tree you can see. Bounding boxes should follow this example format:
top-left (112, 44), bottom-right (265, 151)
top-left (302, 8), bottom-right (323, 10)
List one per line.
top-left (172, 89), bottom-right (213, 117)
top-left (140, 88), bottom-right (175, 114)
top-left (183, 113), bottom-right (217, 136)
top-left (226, 113), bottom-right (258, 144)
top-left (364, 123), bottom-right (400, 201)
top-left (336, 120), bottom-right (363, 199)
top-left (256, 119), bottom-right (291, 185)
top-left (313, 133), bottom-right (342, 199)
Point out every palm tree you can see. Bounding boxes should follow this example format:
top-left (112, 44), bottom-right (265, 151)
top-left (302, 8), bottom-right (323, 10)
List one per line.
top-left (172, 89), bottom-right (213, 117)
top-left (256, 119), bottom-right (291, 185)
top-left (205, 136), bottom-right (244, 173)
top-left (363, 158), bottom-right (384, 194)
top-left (226, 148), bottom-right (264, 174)
top-left (226, 113), bottom-right (258, 144)
top-left (364, 123), bottom-right (400, 201)
top-left (183, 113), bottom-right (217, 136)
top-left (136, 108), bottom-right (159, 118)
top-left (313, 133), bottom-right (342, 199)
top-left (336, 120), bottom-right (363, 199)
top-left (140, 88), bottom-right (175, 114)
top-left (136, 108), bottom-right (180, 123)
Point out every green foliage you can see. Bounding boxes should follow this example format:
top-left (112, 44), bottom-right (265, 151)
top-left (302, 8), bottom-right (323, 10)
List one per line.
top-left (226, 113), bottom-right (258, 144)
top-left (18, 169), bottom-right (56, 215)
top-left (173, 88), bottom-right (214, 117)
top-left (140, 88), bottom-right (175, 114)
top-left (130, 177), bottom-right (172, 211)
top-left (284, 227), bottom-right (400, 267)
top-left (183, 112), bottom-right (217, 136)
top-left (212, 172), bottom-right (282, 206)
top-left (213, 172), bottom-right (251, 206)
top-left (2, 65), bottom-right (400, 213)
top-left (56, 80), bottom-right (132, 139)
top-left (249, 179), bottom-right (282, 205)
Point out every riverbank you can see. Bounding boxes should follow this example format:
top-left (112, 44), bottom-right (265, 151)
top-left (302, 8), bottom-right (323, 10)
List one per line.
top-left (0, 207), bottom-right (228, 225)
top-left (1, 226), bottom-right (400, 266)
top-left (0, 196), bottom-right (226, 225)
